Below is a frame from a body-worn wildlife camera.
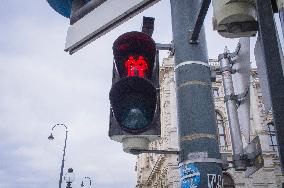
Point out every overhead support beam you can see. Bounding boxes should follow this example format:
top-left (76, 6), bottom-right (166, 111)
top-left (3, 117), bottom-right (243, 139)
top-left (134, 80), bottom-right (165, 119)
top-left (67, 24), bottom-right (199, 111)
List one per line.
top-left (189, 0), bottom-right (211, 44)
top-left (156, 43), bottom-right (173, 51)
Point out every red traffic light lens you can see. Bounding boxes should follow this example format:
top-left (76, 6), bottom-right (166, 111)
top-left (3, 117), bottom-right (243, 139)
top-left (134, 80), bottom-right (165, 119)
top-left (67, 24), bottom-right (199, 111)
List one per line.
top-left (125, 55), bottom-right (148, 78)
top-left (113, 31), bottom-right (156, 78)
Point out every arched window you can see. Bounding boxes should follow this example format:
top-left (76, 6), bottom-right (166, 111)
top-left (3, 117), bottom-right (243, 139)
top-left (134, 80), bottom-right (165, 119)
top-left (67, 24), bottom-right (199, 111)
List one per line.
top-left (213, 87), bottom-right (219, 97)
top-left (267, 122), bottom-right (278, 151)
top-left (216, 112), bottom-right (227, 146)
top-left (223, 173), bottom-right (235, 188)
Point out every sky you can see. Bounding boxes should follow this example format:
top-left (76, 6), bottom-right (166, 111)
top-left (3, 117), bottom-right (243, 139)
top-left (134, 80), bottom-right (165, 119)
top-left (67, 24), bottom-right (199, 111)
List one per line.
top-left (0, 1), bottom-right (283, 188)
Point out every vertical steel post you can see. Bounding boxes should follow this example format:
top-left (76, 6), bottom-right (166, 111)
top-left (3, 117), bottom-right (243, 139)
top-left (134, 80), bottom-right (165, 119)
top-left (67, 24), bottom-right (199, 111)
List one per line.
top-left (256, 0), bottom-right (284, 173)
top-left (170, 0), bottom-right (223, 187)
top-left (232, 38), bottom-right (251, 145)
top-left (59, 130), bottom-right (68, 188)
top-left (279, 0), bottom-right (284, 39)
top-left (49, 124), bottom-right (68, 188)
top-left (219, 51), bottom-right (246, 171)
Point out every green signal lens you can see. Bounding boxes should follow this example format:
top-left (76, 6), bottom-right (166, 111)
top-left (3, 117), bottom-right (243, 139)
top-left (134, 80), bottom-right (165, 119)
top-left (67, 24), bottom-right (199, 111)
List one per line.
top-left (109, 77), bottom-right (157, 133)
top-left (122, 108), bottom-right (148, 130)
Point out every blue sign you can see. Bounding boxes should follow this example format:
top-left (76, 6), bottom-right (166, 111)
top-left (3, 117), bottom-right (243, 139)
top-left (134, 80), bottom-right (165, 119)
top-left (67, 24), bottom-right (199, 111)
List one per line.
top-left (180, 163), bottom-right (201, 188)
top-left (47, 0), bottom-right (91, 18)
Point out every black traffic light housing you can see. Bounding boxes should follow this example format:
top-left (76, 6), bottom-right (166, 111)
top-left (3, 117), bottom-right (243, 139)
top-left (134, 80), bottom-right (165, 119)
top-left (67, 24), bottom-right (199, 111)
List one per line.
top-left (109, 31), bottom-right (160, 148)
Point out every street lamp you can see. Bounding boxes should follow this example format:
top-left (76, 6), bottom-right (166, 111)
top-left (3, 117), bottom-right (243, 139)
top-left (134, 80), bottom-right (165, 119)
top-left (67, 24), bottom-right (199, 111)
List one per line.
top-left (48, 123), bottom-right (68, 188)
top-left (81, 176), bottom-right (92, 187)
top-left (64, 168), bottom-right (75, 188)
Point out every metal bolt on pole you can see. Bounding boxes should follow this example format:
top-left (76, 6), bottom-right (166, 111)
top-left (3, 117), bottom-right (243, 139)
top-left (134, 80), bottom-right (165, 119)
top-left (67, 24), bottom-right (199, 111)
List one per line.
top-left (170, 0), bottom-right (223, 187)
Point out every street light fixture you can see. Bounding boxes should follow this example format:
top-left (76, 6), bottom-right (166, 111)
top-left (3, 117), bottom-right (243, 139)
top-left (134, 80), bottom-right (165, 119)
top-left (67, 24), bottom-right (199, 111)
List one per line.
top-left (64, 168), bottom-right (75, 188)
top-left (48, 123), bottom-right (68, 188)
top-left (81, 176), bottom-right (92, 187)
top-left (48, 133), bottom-right (54, 140)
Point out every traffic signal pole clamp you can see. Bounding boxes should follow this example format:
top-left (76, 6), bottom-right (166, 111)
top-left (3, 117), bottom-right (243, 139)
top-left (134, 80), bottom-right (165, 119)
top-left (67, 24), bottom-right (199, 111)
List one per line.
top-left (109, 31), bottom-right (160, 154)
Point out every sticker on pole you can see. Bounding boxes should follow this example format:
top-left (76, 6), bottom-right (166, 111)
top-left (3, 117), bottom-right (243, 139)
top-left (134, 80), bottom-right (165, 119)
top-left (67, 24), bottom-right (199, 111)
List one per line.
top-left (179, 163), bottom-right (201, 188)
top-left (207, 174), bottom-right (223, 188)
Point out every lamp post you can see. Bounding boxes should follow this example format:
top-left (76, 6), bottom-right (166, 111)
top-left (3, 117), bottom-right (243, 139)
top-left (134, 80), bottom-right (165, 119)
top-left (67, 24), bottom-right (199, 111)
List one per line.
top-left (64, 168), bottom-right (75, 188)
top-left (48, 124), bottom-right (68, 188)
top-left (81, 176), bottom-right (92, 187)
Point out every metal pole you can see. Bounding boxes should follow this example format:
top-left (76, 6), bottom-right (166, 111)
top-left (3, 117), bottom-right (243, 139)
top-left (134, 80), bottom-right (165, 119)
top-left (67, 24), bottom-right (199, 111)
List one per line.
top-left (219, 50), bottom-right (246, 171)
top-left (170, 0), bottom-right (223, 187)
top-left (232, 38), bottom-right (251, 145)
top-left (59, 130), bottom-right (68, 188)
top-left (279, 0), bottom-right (284, 39)
top-left (255, 0), bottom-right (284, 173)
top-left (49, 124), bottom-right (68, 188)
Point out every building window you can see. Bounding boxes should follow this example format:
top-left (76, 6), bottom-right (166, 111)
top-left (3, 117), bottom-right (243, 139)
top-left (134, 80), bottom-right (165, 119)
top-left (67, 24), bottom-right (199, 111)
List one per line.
top-left (267, 122), bottom-right (278, 151)
top-left (216, 112), bottom-right (227, 146)
top-left (223, 173), bottom-right (235, 188)
top-left (213, 87), bottom-right (219, 97)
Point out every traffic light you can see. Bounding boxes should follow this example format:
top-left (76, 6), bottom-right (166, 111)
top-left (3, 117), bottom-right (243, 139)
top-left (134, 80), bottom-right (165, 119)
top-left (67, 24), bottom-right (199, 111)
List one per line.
top-left (109, 31), bottom-right (160, 154)
top-left (212, 0), bottom-right (258, 38)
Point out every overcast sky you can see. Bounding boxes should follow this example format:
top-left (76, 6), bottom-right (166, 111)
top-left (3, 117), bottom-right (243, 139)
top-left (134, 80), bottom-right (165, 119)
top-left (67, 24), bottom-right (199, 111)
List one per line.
top-left (0, 1), bottom-right (283, 188)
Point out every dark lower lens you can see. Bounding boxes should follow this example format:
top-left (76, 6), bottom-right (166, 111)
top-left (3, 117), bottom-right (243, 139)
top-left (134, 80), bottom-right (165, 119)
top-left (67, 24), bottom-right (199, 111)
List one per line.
top-left (119, 93), bottom-right (152, 130)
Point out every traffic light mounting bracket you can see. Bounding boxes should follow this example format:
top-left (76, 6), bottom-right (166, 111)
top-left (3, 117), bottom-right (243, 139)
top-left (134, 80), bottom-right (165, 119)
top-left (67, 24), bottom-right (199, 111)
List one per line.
top-left (189, 0), bottom-right (211, 43)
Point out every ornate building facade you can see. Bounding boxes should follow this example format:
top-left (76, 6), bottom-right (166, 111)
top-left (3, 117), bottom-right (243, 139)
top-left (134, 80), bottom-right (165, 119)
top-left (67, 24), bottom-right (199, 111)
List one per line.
top-left (135, 56), bottom-right (284, 188)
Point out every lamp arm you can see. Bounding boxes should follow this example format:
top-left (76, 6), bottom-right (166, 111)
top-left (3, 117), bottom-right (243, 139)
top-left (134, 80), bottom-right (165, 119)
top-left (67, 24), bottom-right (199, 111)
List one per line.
top-left (52, 124), bottom-right (68, 131)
